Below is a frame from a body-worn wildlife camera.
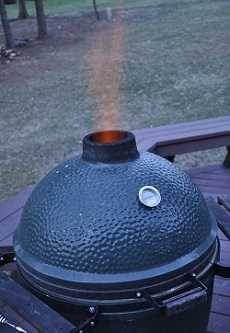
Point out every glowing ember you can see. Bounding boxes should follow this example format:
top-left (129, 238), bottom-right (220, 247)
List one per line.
top-left (91, 130), bottom-right (125, 144)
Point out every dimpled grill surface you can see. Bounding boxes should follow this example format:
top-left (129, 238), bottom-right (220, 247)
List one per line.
top-left (14, 152), bottom-right (212, 275)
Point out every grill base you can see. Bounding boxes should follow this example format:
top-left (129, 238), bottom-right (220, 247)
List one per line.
top-left (15, 241), bottom-right (219, 333)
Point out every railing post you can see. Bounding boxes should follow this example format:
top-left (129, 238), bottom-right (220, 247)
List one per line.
top-left (223, 146), bottom-right (230, 168)
top-left (165, 155), bottom-right (175, 163)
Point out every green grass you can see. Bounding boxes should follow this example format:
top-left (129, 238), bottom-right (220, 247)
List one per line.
top-left (6, 0), bottom-right (151, 19)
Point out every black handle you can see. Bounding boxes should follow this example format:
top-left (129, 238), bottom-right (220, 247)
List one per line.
top-left (165, 288), bottom-right (207, 317)
top-left (214, 263), bottom-right (230, 278)
top-left (213, 236), bottom-right (230, 278)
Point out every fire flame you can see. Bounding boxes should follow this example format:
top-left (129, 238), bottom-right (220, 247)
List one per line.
top-left (91, 130), bottom-right (125, 144)
top-left (87, 5), bottom-right (124, 132)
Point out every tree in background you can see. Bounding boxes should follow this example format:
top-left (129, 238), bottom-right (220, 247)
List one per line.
top-left (0, 0), bottom-right (47, 49)
top-left (0, 0), bottom-right (14, 48)
top-left (34, 0), bottom-right (47, 39)
top-left (18, 0), bottom-right (29, 19)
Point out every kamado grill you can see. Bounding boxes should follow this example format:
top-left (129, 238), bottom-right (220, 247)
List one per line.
top-left (13, 130), bottom-right (230, 332)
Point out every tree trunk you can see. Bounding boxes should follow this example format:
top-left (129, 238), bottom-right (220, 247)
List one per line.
top-left (93, 0), bottom-right (100, 20)
top-left (18, 0), bottom-right (29, 19)
top-left (0, 0), bottom-right (14, 48)
top-left (34, 0), bottom-right (47, 39)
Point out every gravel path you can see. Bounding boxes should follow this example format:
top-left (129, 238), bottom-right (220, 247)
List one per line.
top-left (0, 0), bottom-right (230, 201)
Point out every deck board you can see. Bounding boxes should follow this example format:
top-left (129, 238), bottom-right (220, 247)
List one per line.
top-left (0, 234), bottom-right (14, 246)
top-left (0, 209), bottom-right (23, 242)
top-left (0, 186), bottom-right (33, 222)
top-left (135, 116), bottom-right (230, 155)
top-left (212, 294), bottom-right (230, 316)
top-left (217, 229), bottom-right (228, 241)
top-left (187, 165), bottom-right (230, 196)
top-left (214, 278), bottom-right (230, 297)
top-left (208, 312), bottom-right (230, 333)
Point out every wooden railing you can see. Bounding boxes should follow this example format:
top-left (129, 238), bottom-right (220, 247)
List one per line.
top-left (135, 116), bottom-right (230, 167)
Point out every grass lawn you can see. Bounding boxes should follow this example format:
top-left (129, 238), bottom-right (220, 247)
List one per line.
top-left (0, 0), bottom-right (230, 201)
top-left (6, 0), bottom-right (154, 18)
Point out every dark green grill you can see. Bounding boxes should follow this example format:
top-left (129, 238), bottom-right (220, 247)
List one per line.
top-left (14, 130), bottom-right (218, 333)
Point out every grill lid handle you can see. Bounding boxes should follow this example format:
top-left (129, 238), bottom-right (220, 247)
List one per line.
top-left (165, 288), bottom-right (207, 317)
top-left (214, 263), bottom-right (230, 278)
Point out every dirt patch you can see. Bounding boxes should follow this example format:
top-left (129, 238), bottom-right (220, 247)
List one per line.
top-left (0, 12), bottom-right (108, 74)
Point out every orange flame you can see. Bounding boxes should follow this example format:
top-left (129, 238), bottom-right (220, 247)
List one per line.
top-left (91, 130), bottom-right (125, 144)
top-left (87, 6), bottom-right (124, 130)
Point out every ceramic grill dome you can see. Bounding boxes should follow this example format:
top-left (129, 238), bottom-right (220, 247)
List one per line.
top-left (14, 130), bottom-right (216, 284)
top-left (14, 131), bottom-right (218, 333)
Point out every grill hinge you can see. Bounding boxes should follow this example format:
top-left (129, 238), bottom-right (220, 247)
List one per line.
top-left (0, 246), bottom-right (15, 267)
top-left (136, 289), bottom-right (164, 312)
top-left (71, 306), bottom-right (100, 333)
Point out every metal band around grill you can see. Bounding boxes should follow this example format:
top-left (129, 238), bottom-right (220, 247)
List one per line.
top-left (16, 240), bottom-right (219, 316)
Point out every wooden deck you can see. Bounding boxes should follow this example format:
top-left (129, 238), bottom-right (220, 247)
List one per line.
top-left (1, 117), bottom-right (230, 332)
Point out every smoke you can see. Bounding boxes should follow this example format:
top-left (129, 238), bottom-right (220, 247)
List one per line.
top-left (88, 7), bottom-right (124, 130)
